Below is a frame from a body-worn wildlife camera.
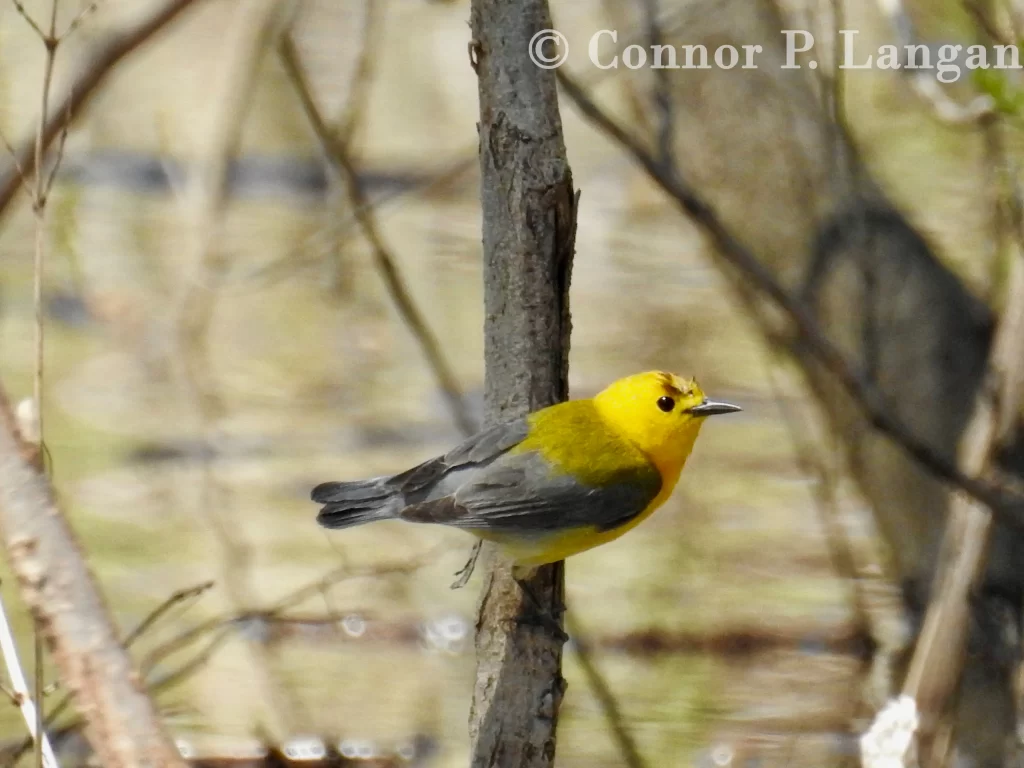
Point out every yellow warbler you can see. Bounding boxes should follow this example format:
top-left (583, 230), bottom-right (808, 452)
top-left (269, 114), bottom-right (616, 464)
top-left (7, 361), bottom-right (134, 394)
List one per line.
top-left (312, 371), bottom-right (740, 566)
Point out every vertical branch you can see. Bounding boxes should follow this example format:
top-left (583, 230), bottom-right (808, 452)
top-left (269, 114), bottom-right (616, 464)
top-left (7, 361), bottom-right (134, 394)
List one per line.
top-left (898, 115), bottom-right (1024, 764)
top-left (0, 2), bottom-right (206, 765)
top-left (10, 2), bottom-right (85, 764)
top-left (333, 0), bottom-right (381, 149)
top-left (277, 33), bottom-right (477, 438)
top-left (172, 0), bottom-right (297, 741)
top-left (31, 9), bottom-right (61, 762)
top-left (468, 0), bottom-right (577, 766)
top-left (565, 616), bottom-right (646, 768)
top-left (30, 0), bottom-right (58, 451)
top-left (638, 0), bottom-right (673, 167)
top-left (766, 360), bottom-right (869, 628)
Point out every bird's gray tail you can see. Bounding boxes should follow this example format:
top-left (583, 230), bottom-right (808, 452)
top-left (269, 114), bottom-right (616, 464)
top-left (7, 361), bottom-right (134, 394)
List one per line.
top-left (312, 477), bottom-right (404, 530)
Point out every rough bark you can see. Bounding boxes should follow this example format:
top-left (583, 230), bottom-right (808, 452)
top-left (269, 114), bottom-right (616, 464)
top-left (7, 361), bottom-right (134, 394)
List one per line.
top-left (467, 0), bottom-right (576, 766)
top-left (0, 392), bottom-right (186, 768)
top-left (645, 0), bottom-right (1022, 764)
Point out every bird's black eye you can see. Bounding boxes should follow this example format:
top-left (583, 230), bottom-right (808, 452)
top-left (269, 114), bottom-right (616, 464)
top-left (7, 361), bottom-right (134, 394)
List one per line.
top-left (657, 396), bottom-right (675, 413)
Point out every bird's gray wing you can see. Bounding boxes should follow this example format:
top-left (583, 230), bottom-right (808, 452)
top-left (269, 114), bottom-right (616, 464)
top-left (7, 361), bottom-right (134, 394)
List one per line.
top-left (402, 450), bottom-right (662, 533)
top-left (388, 418), bottom-right (531, 500)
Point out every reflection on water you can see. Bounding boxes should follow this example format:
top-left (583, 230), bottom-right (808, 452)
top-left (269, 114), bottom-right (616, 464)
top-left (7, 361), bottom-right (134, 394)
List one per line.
top-left (0, 1), bottom-right (906, 766)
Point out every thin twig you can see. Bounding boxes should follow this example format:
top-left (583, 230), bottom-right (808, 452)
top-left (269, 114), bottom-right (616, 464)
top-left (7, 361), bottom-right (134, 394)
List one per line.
top-left (10, 0), bottom-right (47, 40)
top-left (8, 580), bottom-right (216, 764)
top-left (7, 555), bottom-right (443, 763)
top-left (334, 0), bottom-right (382, 148)
top-left (0, 386), bottom-right (185, 765)
top-left (877, 0), bottom-right (993, 124)
top-left (766, 360), bottom-right (869, 627)
top-left (171, 0), bottom-right (298, 742)
top-left (122, 580), bottom-right (215, 648)
top-left (897, 78), bottom-right (1024, 762)
top-left (566, 615), bottom-right (647, 768)
top-left (245, 151), bottom-right (478, 285)
top-left (139, 552), bottom-right (441, 678)
top-left (21, 4), bottom-right (67, 764)
top-left (0, 126), bottom-right (32, 199)
top-left (144, 628), bottom-right (233, 694)
top-left (0, 681), bottom-right (20, 705)
top-left (0, 0), bottom-right (208, 220)
top-left (61, 0), bottom-right (101, 39)
top-left (279, 33), bottom-right (478, 438)
top-left (0, 589), bottom-right (59, 768)
top-left (555, 68), bottom-right (1024, 522)
top-left (639, 0), bottom-right (673, 167)
top-left (41, 100), bottom-right (72, 202)
top-left (34, 629), bottom-right (43, 768)
top-left (13, 629), bottom-right (236, 766)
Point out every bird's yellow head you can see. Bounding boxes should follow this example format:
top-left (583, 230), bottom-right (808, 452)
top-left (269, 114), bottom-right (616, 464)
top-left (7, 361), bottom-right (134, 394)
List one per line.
top-left (593, 371), bottom-right (741, 475)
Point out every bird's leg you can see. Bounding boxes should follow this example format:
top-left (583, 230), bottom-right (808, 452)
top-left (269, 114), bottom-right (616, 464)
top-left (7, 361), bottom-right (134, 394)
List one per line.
top-left (450, 539), bottom-right (483, 590)
top-left (513, 569), bottom-right (568, 644)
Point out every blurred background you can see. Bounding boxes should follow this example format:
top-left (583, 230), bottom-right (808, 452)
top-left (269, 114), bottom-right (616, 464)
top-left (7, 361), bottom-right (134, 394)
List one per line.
top-left (0, 0), bottom-right (1006, 765)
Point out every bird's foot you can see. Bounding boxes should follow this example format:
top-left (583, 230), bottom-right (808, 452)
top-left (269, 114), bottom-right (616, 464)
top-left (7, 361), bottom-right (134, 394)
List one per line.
top-left (450, 540), bottom-right (483, 590)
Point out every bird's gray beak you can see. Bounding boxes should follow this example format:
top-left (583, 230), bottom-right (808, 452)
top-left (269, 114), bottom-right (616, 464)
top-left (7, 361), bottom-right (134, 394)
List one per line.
top-left (687, 399), bottom-right (742, 417)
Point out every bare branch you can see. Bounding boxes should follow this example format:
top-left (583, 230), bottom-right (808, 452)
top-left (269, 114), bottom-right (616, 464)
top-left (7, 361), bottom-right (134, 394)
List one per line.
top-left (10, 0), bottom-right (47, 41)
top-left (170, 0), bottom-right (299, 742)
top-left (122, 581), bottom-right (215, 648)
top-left (244, 151), bottom-right (477, 285)
top-left (9, 580), bottom-right (214, 764)
top-left (22, 5), bottom-right (73, 761)
top-left (639, 0), bottom-right (673, 167)
top-left (0, 680), bottom-right (20, 705)
top-left (334, 0), bottom-right (381, 148)
top-left (60, 0), bottom-right (102, 40)
top-left (0, 387), bottom-right (184, 767)
top-left (0, 126), bottom-right (32, 199)
top-left (33, 629), bottom-right (44, 768)
top-left (14, 630), bottom-right (234, 767)
top-left (897, 107), bottom-right (1024, 762)
top-left (41, 100), bottom-right (72, 202)
top-left (877, 0), bottom-right (993, 124)
top-left (28, 0), bottom-right (63, 467)
top-left (766, 360), bottom-right (869, 627)
top-left (10, 556), bottom-right (424, 764)
top-left (278, 33), bottom-right (478, 438)
top-left (566, 616), bottom-right (647, 768)
top-left (0, 0), bottom-right (208, 220)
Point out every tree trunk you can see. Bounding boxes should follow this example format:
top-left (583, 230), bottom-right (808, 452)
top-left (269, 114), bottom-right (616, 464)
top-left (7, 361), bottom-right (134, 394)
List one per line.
top-left (467, 0), bottom-right (576, 766)
top-left (0, 394), bottom-right (187, 768)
